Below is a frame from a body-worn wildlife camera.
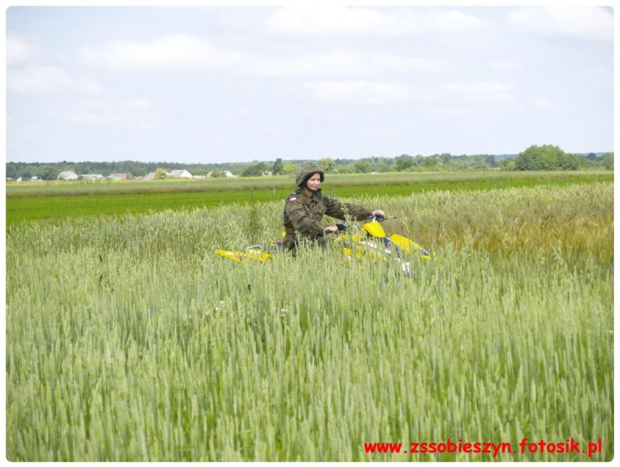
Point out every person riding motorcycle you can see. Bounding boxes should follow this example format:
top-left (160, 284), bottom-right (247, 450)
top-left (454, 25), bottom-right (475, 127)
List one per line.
top-left (283, 162), bottom-right (384, 254)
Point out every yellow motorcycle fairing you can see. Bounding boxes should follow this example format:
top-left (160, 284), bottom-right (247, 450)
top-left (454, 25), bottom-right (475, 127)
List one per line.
top-left (214, 247), bottom-right (272, 264)
top-left (361, 220), bottom-right (386, 238)
top-left (389, 234), bottom-right (432, 260)
top-left (215, 217), bottom-right (431, 265)
top-left (337, 234), bottom-right (391, 267)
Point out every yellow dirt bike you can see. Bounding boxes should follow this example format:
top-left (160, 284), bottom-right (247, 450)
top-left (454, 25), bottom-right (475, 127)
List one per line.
top-left (214, 215), bottom-right (431, 271)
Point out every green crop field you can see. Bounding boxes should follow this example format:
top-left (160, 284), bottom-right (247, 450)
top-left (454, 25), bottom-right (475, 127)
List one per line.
top-left (5, 170), bottom-right (613, 225)
top-left (5, 176), bottom-right (614, 462)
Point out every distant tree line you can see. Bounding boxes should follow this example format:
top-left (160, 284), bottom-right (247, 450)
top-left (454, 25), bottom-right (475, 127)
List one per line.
top-left (5, 160), bottom-right (253, 181)
top-left (6, 147), bottom-right (613, 180)
top-left (507, 145), bottom-right (613, 172)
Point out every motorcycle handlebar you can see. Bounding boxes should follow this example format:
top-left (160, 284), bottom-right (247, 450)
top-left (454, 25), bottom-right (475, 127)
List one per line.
top-left (325, 216), bottom-right (385, 234)
top-left (325, 223), bottom-right (347, 234)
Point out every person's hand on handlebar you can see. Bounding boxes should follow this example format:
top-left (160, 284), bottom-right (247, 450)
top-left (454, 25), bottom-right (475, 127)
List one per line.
top-left (370, 209), bottom-right (385, 218)
top-left (324, 225), bottom-right (340, 234)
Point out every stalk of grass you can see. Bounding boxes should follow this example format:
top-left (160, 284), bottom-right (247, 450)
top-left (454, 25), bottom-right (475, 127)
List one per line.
top-left (6, 183), bottom-right (613, 462)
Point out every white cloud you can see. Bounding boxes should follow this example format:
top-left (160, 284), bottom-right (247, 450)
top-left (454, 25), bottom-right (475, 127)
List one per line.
top-left (266, 6), bottom-right (481, 37)
top-left (430, 106), bottom-right (473, 118)
top-left (249, 50), bottom-right (444, 77)
top-left (6, 33), bottom-right (101, 95)
top-left (506, 7), bottom-right (613, 42)
top-left (69, 98), bottom-right (164, 129)
top-left (490, 59), bottom-right (524, 71)
top-left (80, 33), bottom-right (241, 71)
top-left (202, 134), bottom-right (229, 145)
top-left (305, 80), bottom-right (411, 104)
top-left (7, 66), bottom-right (101, 94)
top-left (264, 125), bottom-right (284, 137)
top-left (304, 79), bottom-right (517, 107)
top-left (443, 82), bottom-right (517, 105)
top-left (5, 7), bottom-right (613, 161)
top-left (534, 97), bottom-right (560, 112)
top-left (7, 35), bottom-right (33, 65)
top-left (428, 81), bottom-right (519, 118)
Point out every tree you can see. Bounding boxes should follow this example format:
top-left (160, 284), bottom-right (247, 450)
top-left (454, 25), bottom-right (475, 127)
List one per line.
top-left (155, 168), bottom-right (168, 179)
top-left (500, 158), bottom-right (516, 171)
top-left (39, 165), bottom-right (57, 180)
top-left (422, 157), bottom-right (439, 169)
top-left (283, 163), bottom-right (298, 175)
top-left (515, 144), bottom-right (570, 171)
top-left (318, 158), bottom-right (335, 172)
top-left (272, 158), bottom-right (284, 175)
top-left (191, 168), bottom-right (210, 177)
top-left (604, 153), bottom-right (614, 170)
top-left (515, 148), bottom-right (535, 170)
top-left (21, 167), bottom-right (33, 180)
top-left (337, 164), bottom-right (355, 174)
top-left (440, 153), bottom-right (452, 166)
top-left (354, 159), bottom-right (371, 173)
top-left (557, 152), bottom-right (580, 170)
top-left (241, 162), bottom-right (268, 177)
top-left (485, 155), bottom-right (497, 168)
top-left (395, 154), bottom-right (414, 172)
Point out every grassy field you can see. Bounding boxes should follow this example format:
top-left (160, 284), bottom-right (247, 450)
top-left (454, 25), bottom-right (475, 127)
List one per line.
top-left (6, 170), bottom-right (612, 198)
top-left (6, 179), bottom-right (613, 462)
top-left (5, 170), bottom-right (613, 225)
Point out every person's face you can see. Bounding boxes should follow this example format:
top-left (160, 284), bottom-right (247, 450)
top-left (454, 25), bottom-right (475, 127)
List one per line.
top-left (305, 173), bottom-right (322, 191)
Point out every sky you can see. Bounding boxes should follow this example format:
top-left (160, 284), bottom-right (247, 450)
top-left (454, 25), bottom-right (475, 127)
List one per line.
top-left (4, 3), bottom-right (615, 164)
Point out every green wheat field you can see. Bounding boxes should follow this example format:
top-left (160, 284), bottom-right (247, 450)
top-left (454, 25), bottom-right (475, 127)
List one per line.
top-left (5, 177), bottom-right (614, 462)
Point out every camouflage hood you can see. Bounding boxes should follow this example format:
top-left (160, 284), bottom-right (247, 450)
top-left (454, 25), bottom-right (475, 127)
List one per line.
top-left (295, 163), bottom-right (325, 187)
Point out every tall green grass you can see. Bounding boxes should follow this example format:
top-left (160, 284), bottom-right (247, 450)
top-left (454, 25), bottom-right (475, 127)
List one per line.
top-left (6, 183), bottom-right (613, 462)
top-left (6, 170), bottom-right (612, 198)
top-left (5, 170), bottom-right (613, 225)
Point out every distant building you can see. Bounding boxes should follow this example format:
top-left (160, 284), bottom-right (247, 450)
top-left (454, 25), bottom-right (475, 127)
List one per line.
top-left (169, 169), bottom-right (192, 178)
top-left (109, 173), bottom-right (130, 181)
top-left (57, 171), bottom-right (79, 181)
top-left (144, 172), bottom-right (156, 180)
top-left (206, 170), bottom-right (238, 178)
top-left (82, 174), bottom-right (103, 181)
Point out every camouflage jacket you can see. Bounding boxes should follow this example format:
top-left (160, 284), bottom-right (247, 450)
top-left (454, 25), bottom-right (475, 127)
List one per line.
top-left (283, 188), bottom-right (372, 239)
